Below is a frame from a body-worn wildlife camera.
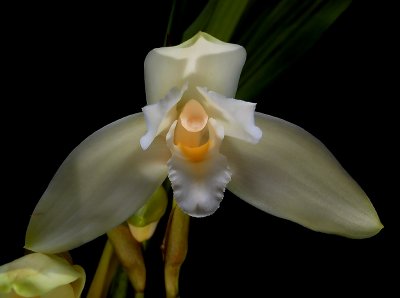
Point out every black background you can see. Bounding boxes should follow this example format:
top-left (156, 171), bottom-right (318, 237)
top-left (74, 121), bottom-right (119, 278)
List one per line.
top-left (2, 1), bottom-right (395, 297)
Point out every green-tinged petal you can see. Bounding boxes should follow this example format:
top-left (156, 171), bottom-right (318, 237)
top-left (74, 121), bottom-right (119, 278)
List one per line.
top-left (144, 32), bottom-right (246, 104)
top-left (25, 113), bottom-right (170, 253)
top-left (222, 113), bottom-right (382, 239)
top-left (0, 253), bottom-right (84, 297)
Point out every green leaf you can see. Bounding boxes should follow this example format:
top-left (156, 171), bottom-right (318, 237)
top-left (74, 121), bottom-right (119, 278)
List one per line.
top-left (183, 0), bottom-right (250, 42)
top-left (236, 0), bottom-right (352, 99)
top-left (164, 0), bottom-right (178, 46)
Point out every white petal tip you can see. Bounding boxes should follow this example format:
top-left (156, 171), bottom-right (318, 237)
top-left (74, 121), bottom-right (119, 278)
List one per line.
top-left (140, 135), bottom-right (151, 150)
top-left (249, 127), bottom-right (263, 144)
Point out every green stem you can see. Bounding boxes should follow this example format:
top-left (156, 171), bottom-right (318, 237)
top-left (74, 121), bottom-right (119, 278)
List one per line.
top-left (107, 224), bottom-right (146, 294)
top-left (163, 202), bottom-right (190, 298)
top-left (87, 240), bottom-right (118, 298)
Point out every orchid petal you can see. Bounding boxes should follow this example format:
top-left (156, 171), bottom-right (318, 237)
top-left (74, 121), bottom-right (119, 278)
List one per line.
top-left (0, 253), bottom-right (84, 297)
top-left (167, 119), bottom-right (231, 217)
top-left (198, 87), bottom-right (262, 143)
top-left (144, 32), bottom-right (246, 104)
top-left (140, 83), bottom-right (187, 150)
top-left (222, 113), bottom-right (382, 238)
top-left (25, 113), bottom-right (169, 253)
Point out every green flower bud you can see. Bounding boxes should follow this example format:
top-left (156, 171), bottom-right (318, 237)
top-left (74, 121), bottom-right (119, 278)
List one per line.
top-left (128, 186), bottom-right (168, 227)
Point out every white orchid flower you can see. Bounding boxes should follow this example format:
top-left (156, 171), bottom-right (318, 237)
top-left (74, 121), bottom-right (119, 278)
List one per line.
top-left (25, 32), bottom-right (382, 254)
top-left (0, 253), bottom-right (85, 298)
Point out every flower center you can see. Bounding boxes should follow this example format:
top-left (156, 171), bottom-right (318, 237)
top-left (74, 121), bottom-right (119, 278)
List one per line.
top-left (179, 99), bottom-right (208, 132)
top-left (174, 99), bottom-right (210, 161)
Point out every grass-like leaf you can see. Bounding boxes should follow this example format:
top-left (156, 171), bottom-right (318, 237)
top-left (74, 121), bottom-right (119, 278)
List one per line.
top-left (236, 0), bottom-right (352, 99)
top-left (182, 0), bottom-right (250, 42)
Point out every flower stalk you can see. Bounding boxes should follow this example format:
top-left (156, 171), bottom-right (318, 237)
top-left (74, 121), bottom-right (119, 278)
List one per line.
top-left (162, 202), bottom-right (190, 298)
top-left (107, 224), bottom-right (146, 296)
top-left (109, 266), bottom-right (129, 298)
top-left (87, 240), bottom-right (118, 298)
